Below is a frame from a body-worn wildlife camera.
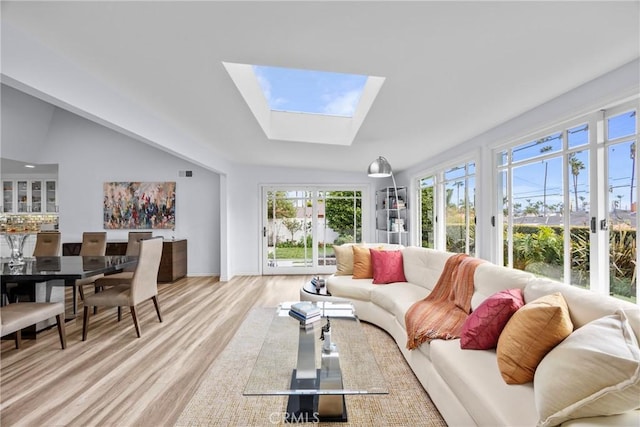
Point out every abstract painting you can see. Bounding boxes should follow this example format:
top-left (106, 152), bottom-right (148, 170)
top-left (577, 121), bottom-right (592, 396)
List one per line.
top-left (103, 182), bottom-right (176, 229)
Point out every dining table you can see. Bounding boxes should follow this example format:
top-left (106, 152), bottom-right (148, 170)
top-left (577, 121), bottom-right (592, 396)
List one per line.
top-left (1, 255), bottom-right (138, 317)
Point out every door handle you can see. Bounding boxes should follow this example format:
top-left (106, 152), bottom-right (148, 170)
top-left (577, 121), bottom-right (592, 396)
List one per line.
top-left (590, 217), bottom-right (608, 232)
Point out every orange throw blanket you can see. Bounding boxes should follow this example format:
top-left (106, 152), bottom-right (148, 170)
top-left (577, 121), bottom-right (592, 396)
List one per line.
top-left (405, 253), bottom-right (484, 350)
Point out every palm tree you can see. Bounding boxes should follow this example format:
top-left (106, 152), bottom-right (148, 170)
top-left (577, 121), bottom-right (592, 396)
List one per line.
top-left (568, 153), bottom-right (585, 212)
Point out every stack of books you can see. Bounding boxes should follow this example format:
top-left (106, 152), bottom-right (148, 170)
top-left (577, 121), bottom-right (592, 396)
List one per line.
top-left (288, 301), bottom-right (322, 325)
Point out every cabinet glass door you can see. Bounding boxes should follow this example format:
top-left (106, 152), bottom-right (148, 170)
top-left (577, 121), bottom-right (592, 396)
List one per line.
top-left (31, 180), bottom-right (43, 213)
top-left (16, 180), bottom-right (28, 212)
top-left (3, 181), bottom-right (13, 212)
top-left (46, 180), bottom-right (57, 212)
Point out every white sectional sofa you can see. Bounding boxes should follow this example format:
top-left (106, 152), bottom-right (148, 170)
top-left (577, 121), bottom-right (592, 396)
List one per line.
top-left (321, 245), bottom-right (640, 427)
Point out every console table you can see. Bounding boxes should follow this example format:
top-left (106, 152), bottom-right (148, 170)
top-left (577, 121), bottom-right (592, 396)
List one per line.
top-left (62, 239), bottom-right (187, 282)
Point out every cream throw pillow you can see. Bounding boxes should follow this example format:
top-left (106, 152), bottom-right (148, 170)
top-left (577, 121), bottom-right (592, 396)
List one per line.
top-left (497, 292), bottom-right (573, 384)
top-left (334, 244), bottom-right (355, 276)
top-left (534, 310), bottom-right (640, 427)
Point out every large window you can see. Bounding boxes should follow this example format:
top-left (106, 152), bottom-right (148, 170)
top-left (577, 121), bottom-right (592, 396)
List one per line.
top-left (444, 163), bottom-right (476, 255)
top-left (418, 161), bottom-right (476, 255)
top-left (497, 105), bottom-right (637, 303)
top-left (263, 187), bottom-right (362, 274)
top-left (419, 176), bottom-right (435, 249)
top-left (606, 110), bottom-right (637, 302)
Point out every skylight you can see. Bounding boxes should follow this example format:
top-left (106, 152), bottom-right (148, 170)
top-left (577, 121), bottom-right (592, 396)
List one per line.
top-left (252, 65), bottom-right (368, 118)
top-left (223, 62), bottom-right (385, 146)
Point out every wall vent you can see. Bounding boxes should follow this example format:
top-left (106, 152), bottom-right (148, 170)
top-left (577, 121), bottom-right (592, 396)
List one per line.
top-left (178, 170), bottom-right (193, 177)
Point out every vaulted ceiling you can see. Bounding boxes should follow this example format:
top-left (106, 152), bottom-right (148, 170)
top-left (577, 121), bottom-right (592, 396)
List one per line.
top-left (2, 1), bottom-right (639, 174)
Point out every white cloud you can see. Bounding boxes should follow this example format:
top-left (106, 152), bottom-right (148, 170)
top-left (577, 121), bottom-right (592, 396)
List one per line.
top-left (322, 90), bottom-right (362, 117)
top-left (271, 97), bottom-right (287, 108)
top-left (254, 69), bottom-right (288, 108)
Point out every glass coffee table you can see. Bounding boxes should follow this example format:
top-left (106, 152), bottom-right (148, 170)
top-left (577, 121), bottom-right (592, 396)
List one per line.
top-left (243, 301), bottom-right (388, 423)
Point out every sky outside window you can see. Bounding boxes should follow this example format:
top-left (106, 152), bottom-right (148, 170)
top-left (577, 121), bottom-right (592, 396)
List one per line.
top-left (253, 65), bottom-right (368, 118)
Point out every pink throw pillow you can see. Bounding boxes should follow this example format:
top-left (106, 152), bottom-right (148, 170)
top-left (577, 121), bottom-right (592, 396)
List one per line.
top-left (460, 288), bottom-right (524, 350)
top-left (370, 249), bottom-right (407, 284)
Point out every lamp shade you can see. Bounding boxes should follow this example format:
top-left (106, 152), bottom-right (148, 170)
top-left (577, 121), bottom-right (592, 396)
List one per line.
top-left (368, 156), bottom-right (393, 177)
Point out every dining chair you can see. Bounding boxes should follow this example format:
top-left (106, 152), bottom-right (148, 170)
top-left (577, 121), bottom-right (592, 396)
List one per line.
top-left (1, 302), bottom-right (66, 349)
top-left (93, 231), bottom-right (153, 293)
top-left (33, 231), bottom-right (62, 256)
top-left (76, 232), bottom-right (107, 300)
top-left (82, 237), bottom-right (163, 340)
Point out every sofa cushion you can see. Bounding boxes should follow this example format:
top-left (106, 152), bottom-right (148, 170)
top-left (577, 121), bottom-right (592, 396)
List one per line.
top-left (370, 249), bottom-right (407, 284)
top-left (534, 311), bottom-right (640, 427)
top-left (334, 244), bottom-right (356, 276)
top-left (352, 245), bottom-right (375, 279)
top-left (370, 282), bottom-right (428, 324)
top-left (471, 262), bottom-right (533, 310)
top-left (430, 339), bottom-right (538, 426)
top-left (525, 278), bottom-right (640, 343)
top-left (460, 288), bottom-right (524, 350)
top-left (326, 274), bottom-right (376, 301)
top-left (401, 247), bottom-right (453, 292)
top-left (497, 292), bottom-right (573, 384)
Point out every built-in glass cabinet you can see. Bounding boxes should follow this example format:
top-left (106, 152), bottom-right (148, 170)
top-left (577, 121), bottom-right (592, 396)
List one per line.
top-left (3, 181), bottom-right (14, 213)
top-left (1, 179), bottom-right (57, 213)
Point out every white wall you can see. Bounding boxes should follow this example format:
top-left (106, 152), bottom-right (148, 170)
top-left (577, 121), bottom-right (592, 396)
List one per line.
top-left (227, 164), bottom-right (375, 276)
top-left (1, 88), bottom-right (220, 276)
top-left (1, 85), bottom-right (56, 161)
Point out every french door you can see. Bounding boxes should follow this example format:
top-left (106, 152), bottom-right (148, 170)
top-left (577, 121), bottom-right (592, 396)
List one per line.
top-left (262, 186), bottom-right (363, 275)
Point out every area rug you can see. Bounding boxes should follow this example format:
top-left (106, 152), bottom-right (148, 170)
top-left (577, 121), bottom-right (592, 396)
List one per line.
top-left (175, 307), bottom-right (446, 426)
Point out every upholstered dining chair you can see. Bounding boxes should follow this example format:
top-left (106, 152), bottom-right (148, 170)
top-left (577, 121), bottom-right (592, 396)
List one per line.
top-left (82, 237), bottom-right (163, 340)
top-left (76, 232), bottom-right (107, 300)
top-left (33, 231), bottom-right (62, 256)
top-left (93, 231), bottom-right (152, 293)
top-left (1, 302), bottom-right (66, 349)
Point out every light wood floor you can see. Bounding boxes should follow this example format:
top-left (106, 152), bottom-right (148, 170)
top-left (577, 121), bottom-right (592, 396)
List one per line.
top-left (0, 275), bottom-right (309, 426)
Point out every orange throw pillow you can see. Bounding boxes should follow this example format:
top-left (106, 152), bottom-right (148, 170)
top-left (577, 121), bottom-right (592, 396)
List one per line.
top-left (496, 292), bottom-right (573, 384)
top-left (352, 245), bottom-right (374, 279)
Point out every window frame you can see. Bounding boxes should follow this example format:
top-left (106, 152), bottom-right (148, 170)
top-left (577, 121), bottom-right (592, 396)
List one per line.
top-left (414, 158), bottom-right (477, 255)
top-left (493, 100), bottom-right (638, 302)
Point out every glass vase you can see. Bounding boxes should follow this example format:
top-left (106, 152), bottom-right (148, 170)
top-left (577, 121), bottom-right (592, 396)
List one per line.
top-left (5, 233), bottom-right (29, 266)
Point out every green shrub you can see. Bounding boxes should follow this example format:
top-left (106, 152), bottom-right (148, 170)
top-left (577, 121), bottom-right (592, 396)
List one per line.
top-left (508, 224), bottom-right (635, 301)
top-left (334, 234), bottom-right (356, 246)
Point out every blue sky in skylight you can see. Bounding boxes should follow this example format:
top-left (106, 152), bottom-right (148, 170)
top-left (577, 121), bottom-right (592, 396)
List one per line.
top-left (253, 65), bottom-right (368, 118)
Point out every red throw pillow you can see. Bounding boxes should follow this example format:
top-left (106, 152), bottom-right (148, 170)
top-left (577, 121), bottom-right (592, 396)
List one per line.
top-left (370, 249), bottom-right (407, 284)
top-left (460, 288), bottom-right (524, 350)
